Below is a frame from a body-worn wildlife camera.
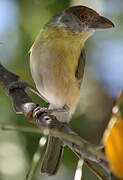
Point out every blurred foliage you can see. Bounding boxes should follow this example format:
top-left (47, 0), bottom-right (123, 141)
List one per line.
top-left (0, 0), bottom-right (123, 179)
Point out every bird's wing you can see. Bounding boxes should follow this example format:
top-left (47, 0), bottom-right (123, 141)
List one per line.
top-left (75, 48), bottom-right (86, 88)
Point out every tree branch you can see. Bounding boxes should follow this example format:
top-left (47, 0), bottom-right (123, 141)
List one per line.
top-left (0, 64), bottom-right (110, 176)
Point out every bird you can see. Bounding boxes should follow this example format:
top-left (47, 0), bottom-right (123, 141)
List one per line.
top-left (30, 5), bottom-right (114, 176)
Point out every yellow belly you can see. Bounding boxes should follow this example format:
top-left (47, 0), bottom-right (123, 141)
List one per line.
top-left (30, 26), bottom-right (84, 113)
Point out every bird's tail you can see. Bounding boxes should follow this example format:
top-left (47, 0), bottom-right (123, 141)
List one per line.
top-left (41, 135), bottom-right (64, 175)
top-left (41, 104), bottom-right (70, 175)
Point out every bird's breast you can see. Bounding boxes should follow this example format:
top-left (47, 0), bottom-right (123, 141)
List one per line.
top-left (30, 33), bottom-right (83, 112)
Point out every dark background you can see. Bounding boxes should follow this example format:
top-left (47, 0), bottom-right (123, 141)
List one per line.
top-left (0, 0), bottom-right (123, 179)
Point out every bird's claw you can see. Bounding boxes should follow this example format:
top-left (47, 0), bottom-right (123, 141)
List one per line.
top-left (33, 106), bottom-right (49, 119)
top-left (33, 105), bottom-right (68, 119)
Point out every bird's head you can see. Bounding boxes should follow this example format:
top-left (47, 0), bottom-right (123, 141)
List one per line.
top-left (48, 6), bottom-right (114, 35)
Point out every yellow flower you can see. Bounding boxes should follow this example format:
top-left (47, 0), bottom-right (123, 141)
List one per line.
top-left (104, 117), bottom-right (123, 178)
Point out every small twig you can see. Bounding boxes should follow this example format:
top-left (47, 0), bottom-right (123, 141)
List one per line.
top-left (72, 150), bottom-right (108, 180)
top-left (74, 159), bottom-right (84, 180)
top-left (84, 160), bottom-right (108, 180)
top-left (0, 123), bottom-right (109, 179)
top-left (0, 124), bottom-right (42, 134)
top-left (26, 137), bottom-right (47, 180)
top-left (0, 123), bottom-right (108, 180)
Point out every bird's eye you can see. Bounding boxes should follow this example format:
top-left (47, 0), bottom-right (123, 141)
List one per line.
top-left (81, 15), bottom-right (85, 19)
top-left (80, 15), bottom-right (88, 19)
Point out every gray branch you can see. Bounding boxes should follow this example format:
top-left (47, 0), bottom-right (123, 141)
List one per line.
top-left (0, 64), bottom-right (110, 176)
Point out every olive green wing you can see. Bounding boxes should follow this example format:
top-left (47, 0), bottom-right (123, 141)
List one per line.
top-left (75, 48), bottom-right (86, 88)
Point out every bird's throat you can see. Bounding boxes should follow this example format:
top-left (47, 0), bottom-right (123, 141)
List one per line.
top-left (33, 24), bottom-right (94, 50)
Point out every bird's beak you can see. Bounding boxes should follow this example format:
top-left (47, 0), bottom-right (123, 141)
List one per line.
top-left (89, 16), bottom-right (114, 29)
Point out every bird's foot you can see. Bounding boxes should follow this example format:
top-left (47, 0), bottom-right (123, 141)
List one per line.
top-left (33, 105), bottom-right (68, 119)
